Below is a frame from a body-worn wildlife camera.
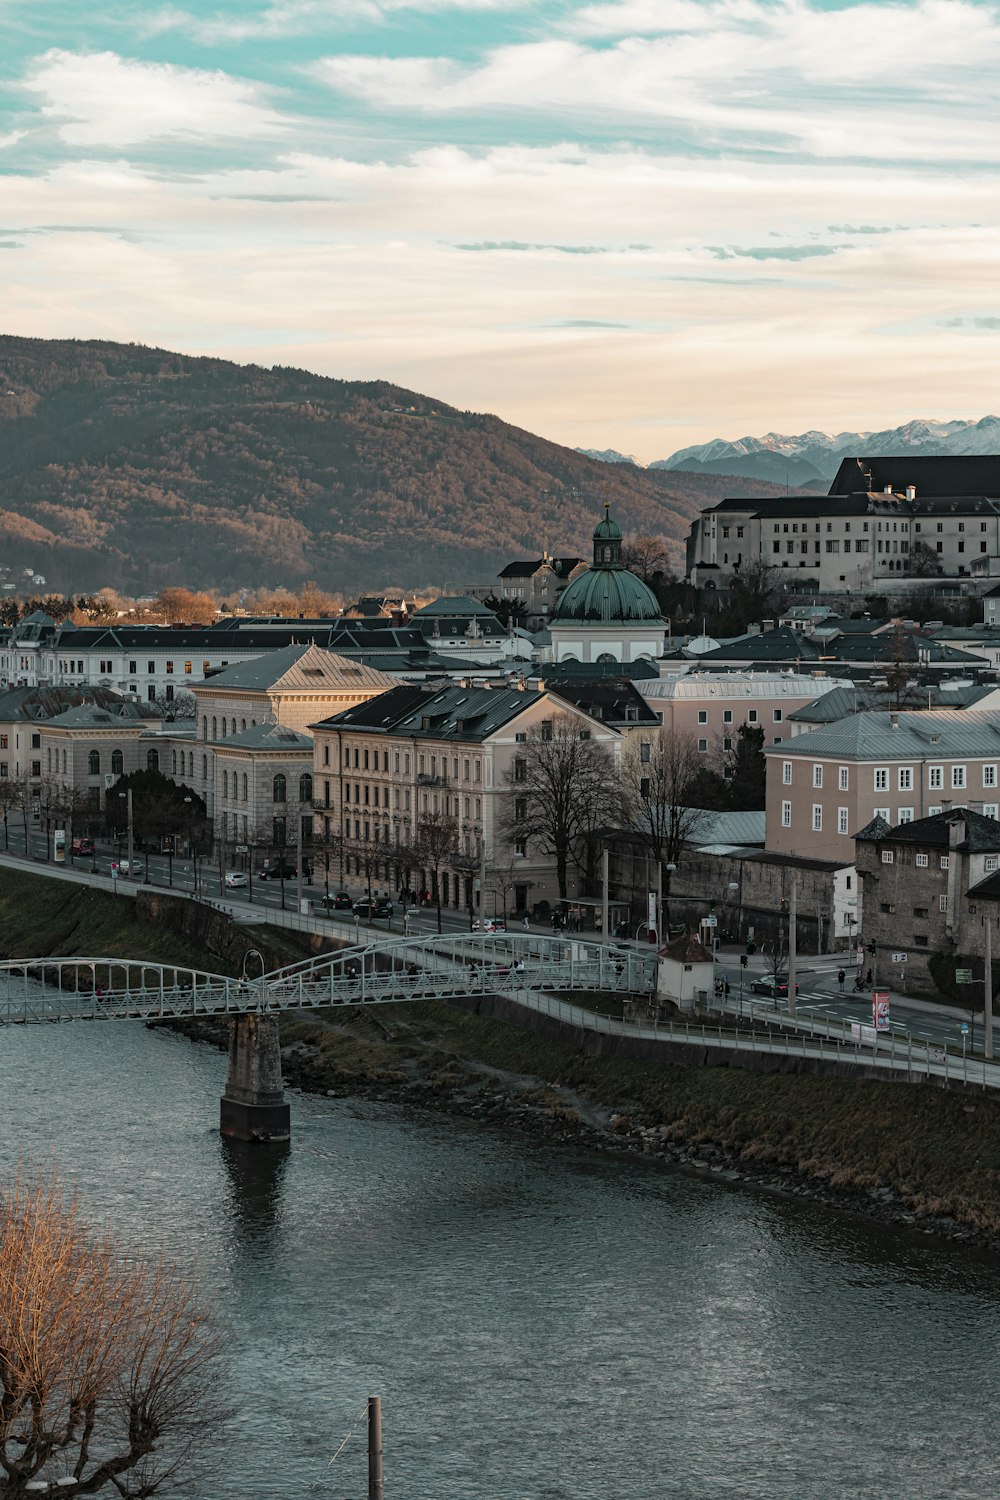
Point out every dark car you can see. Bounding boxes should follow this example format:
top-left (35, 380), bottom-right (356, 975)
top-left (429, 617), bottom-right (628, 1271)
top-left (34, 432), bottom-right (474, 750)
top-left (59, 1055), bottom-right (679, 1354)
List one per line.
top-left (258, 861), bottom-right (312, 881)
top-left (319, 891), bottom-right (354, 912)
top-left (750, 974), bottom-right (800, 999)
top-left (70, 837), bottom-right (95, 856)
top-left (353, 899), bottom-right (391, 920)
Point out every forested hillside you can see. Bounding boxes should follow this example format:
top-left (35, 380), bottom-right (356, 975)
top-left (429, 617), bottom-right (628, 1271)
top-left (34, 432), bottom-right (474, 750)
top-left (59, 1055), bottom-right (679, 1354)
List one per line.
top-left (0, 336), bottom-right (785, 592)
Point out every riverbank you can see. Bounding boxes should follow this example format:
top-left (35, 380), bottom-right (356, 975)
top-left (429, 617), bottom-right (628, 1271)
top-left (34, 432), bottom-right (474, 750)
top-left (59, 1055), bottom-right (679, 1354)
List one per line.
top-left (3, 866), bottom-right (998, 1250)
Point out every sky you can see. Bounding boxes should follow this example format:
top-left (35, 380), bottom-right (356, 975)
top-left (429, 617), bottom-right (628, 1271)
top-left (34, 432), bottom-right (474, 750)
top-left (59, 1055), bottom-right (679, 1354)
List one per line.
top-left (2, 0), bottom-right (1000, 461)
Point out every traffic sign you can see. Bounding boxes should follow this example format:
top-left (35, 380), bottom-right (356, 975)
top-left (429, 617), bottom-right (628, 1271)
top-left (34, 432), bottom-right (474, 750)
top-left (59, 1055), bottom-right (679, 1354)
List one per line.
top-left (703, 914), bottom-right (717, 928)
top-left (961, 1023), bottom-right (970, 1034)
top-left (892, 952), bottom-right (907, 964)
top-left (956, 968), bottom-right (974, 984)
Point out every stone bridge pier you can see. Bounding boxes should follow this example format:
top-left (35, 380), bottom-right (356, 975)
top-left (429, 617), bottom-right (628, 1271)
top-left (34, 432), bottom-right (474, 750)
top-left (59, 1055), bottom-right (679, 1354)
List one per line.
top-left (220, 1013), bottom-right (291, 1143)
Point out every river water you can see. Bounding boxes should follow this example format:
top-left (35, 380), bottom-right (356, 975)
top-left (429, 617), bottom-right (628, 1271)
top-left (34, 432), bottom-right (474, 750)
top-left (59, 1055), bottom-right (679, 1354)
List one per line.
top-left (4, 1016), bottom-right (1000, 1500)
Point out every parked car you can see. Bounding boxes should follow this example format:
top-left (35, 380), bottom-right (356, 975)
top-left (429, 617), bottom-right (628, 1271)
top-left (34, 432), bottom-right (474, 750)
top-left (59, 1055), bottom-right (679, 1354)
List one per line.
top-left (353, 899), bottom-right (391, 920)
top-left (473, 918), bottom-right (507, 933)
top-left (318, 891), bottom-right (354, 912)
top-left (70, 837), bottom-right (95, 856)
top-left (750, 974), bottom-right (800, 999)
top-left (117, 859), bottom-right (144, 878)
top-left (257, 862), bottom-right (309, 881)
top-left (224, 871), bottom-right (249, 888)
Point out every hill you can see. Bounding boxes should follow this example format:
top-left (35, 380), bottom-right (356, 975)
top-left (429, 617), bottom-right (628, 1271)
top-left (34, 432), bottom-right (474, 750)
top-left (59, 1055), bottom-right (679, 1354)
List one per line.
top-left (0, 336), bottom-right (786, 594)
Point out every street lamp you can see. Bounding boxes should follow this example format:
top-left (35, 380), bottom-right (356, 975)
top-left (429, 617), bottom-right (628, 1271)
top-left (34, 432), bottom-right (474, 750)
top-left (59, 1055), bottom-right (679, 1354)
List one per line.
top-left (118, 788), bottom-right (134, 881)
top-left (184, 795), bottom-right (198, 895)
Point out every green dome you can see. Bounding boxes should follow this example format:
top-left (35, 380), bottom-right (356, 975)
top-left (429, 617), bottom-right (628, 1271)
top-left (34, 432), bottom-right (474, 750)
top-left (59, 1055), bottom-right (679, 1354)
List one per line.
top-left (550, 565), bottom-right (664, 625)
top-left (592, 508), bottom-right (622, 545)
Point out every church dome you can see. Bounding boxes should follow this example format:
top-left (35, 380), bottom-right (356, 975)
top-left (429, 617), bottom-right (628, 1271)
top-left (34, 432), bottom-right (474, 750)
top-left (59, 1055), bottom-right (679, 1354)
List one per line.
top-left (550, 501), bottom-right (664, 626)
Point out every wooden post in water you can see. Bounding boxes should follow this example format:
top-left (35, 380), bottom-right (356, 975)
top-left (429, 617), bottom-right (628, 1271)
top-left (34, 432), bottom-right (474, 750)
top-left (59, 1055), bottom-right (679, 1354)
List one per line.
top-left (368, 1396), bottom-right (383, 1500)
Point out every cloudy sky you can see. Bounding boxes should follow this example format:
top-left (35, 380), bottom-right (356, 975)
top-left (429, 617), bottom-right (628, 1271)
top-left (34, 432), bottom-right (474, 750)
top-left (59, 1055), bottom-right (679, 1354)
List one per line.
top-left (2, 0), bottom-right (999, 459)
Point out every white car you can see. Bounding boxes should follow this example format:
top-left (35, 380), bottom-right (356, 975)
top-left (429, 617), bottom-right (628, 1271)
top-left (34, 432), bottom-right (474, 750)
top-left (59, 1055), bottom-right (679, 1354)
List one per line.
top-left (117, 859), bottom-right (144, 878)
top-left (225, 871), bottom-right (249, 888)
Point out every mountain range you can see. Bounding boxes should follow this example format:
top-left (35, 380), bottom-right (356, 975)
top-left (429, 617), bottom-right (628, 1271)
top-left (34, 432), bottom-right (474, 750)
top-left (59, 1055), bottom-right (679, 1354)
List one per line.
top-left (0, 336), bottom-right (789, 597)
top-left (578, 418), bottom-right (1000, 488)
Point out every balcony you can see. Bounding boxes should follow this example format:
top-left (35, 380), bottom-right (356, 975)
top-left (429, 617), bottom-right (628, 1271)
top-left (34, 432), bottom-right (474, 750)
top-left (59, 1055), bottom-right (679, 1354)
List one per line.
top-left (416, 773), bottom-right (448, 788)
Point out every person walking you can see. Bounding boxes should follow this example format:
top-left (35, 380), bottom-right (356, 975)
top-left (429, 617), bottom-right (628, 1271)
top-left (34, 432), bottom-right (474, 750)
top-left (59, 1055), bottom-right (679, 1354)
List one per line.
top-left (865, 967), bottom-right (873, 987)
top-left (522, 914), bottom-right (529, 931)
top-left (837, 968), bottom-right (845, 992)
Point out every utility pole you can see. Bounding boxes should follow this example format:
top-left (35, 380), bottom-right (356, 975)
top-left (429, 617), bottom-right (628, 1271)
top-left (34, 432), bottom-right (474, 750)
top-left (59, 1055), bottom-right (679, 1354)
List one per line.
top-left (986, 917), bottom-right (994, 1061)
top-left (787, 879), bottom-right (797, 1019)
top-left (601, 848), bottom-right (609, 942)
top-left (126, 786), bottom-right (134, 879)
top-left (295, 811), bottom-right (303, 912)
top-left (479, 833), bottom-right (487, 924)
top-left (368, 1395), bottom-right (383, 1500)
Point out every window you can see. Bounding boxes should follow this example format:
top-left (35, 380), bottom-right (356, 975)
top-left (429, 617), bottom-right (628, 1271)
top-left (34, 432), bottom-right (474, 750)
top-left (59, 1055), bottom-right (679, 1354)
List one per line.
top-left (773, 709), bottom-right (782, 723)
top-left (146, 749), bottom-right (159, 772)
top-left (913, 906), bottom-right (928, 918)
top-left (812, 764), bottom-right (823, 788)
top-left (475, 760), bottom-right (481, 782)
top-left (915, 853), bottom-right (928, 867)
top-left (929, 765), bottom-right (943, 789)
top-left (165, 661), bottom-right (174, 675)
top-left (273, 773), bottom-right (286, 803)
top-left (874, 768), bottom-right (888, 791)
top-left (697, 710), bottom-right (708, 724)
top-left (698, 738), bottom-right (708, 752)
top-left (513, 757), bottom-right (526, 782)
top-left (129, 660), bottom-right (137, 675)
top-left (985, 805), bottom-right (999, 819)
top-left (986, 857), bottom-right (999, 873)
top-left (881, 850), bottom-right (894, 864)
top-left (723, 710), bottom-right (733, 724)
top-left (782, 761), bottom-right (792, 785)
top-left (838, 807), bottom-right (849, 834)
top-left (985, 765), bottom-right (998, 788)
top-left (111, 749), bottom-right (123, 775)
top-left (781, 801), bottom-right (791, 827)
top-left (812, 805), bottom-right (822, 832)
top-left (299, 773), bottom-right (313, 803)
top-left (898, 808), bottom-right (913, 822)
top-left (147, 661), bottom-right (155, 674)
top-left (941, 856), bottom-right (950, 869)
top-left (222, 770), bottom-right (229, 799)
top-left (88, 750), bottom-right (100, 775)
top-left (838, 766), bottom-right (849, 791)
top-left (939, 893), bottom-right (948, 912)
top-left (514, 839), bottom-right (527, 857)
top-left (639, 741), bottom-right (652, 764)
top-left (898, 767), bottom-right (913, 791)
top-left (723, 737), bottom-right (733, 752)
top-left (243, 773), bottom-right (248, 801)
top-left (748, 710), bottom-right (758, 723)
top-left (952, 766), bottom-right (967, 789)
top-left (184, 661), bottom-right (192, 675)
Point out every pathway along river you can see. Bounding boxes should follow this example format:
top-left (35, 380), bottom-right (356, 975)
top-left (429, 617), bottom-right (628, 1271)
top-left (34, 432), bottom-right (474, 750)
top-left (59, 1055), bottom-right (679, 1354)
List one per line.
top-left (3, 1013), bottom-right (1000, 1499)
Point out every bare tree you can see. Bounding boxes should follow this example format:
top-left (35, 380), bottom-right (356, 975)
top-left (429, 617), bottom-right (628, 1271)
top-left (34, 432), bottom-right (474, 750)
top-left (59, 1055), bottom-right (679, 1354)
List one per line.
top-left (502, 714), bottom-right (619, 907)
top-left (0, 777), bottom-right (24, 853)
top-left (0, 1168), bottom-right (228, 1498)
top-left (485, 845), bottom-right (534, 923)
top-left (413, 812), bottom-right (460, 933)
top-left (310, 819), bottom-right (344, 899)
top-left (620, 729), bottom-right (704, 932)
top-left (620, 534), bottom-right (672, 584)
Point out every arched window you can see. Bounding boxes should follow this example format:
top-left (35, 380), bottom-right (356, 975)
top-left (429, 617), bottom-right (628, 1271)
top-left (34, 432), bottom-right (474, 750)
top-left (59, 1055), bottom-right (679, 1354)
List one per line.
top-left (211, 717), bottom-right (217, 740)
top-left (46, 748), bottom-right (51, 772)
top-left (88, 750), bottom-right (100, 775)
top-left (241, 719), bottom-right (246, 732)
top-left (202, 754), bottom-right (208, 779)
top-left (202, 716), bottom-right (208, 741)
top-left (221, 720), bottom-right (226, 738)
top-left (231, 719), bottom-right (236, 737)
top-left (596, 651), bottom-right (617, 663)
top-left (146, 749), bottom-right (159, 772)
top-left (111, 749), bottom-right (123, 776)
top-left (242, 773), bottom-right (248, 801)
top-left (222, 770), bottom-right (228, 798)
top-left (299, 772), bottom-right (313, 803)
top-left (273, 773), bottom-right (286, 803)
top-left (171, 750), bottom-right (177, 774)
top-left (62, 750), bottom-right (67, 773)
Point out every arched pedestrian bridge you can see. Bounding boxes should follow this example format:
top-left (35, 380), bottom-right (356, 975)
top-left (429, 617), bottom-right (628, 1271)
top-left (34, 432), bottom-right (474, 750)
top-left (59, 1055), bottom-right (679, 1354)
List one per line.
top-left (0, 933), bottom-right (656, 1025)
top-left (0, 934), bottom-right (657, 1145)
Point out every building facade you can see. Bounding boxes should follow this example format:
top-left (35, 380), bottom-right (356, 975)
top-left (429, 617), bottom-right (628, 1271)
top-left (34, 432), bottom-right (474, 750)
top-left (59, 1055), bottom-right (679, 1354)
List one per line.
top-left (547, 505), bottom-right (666, 664)
top-left (638, 673), bottom-right (849, 753)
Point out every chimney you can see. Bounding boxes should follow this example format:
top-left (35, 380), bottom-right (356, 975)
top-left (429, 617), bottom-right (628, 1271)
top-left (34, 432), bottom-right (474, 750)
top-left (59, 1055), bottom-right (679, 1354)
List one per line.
top-left (906, 485), bottom-right (916, 501)
top-left (889, 711), bottom-right (899, 728)
top-left (884, 484), bottom-right (893, 495)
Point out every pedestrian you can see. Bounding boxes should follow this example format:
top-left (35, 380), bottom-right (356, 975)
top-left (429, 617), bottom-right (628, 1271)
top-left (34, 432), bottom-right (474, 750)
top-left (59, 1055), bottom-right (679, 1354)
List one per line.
top-left (837, 968), bottom-right (845, 992)
top-left (522, 914), bottom-right (529, 931)
top-left (724, 978), bottom-right (730, 998)
top-left (865, 967), bottom-right (873, 987)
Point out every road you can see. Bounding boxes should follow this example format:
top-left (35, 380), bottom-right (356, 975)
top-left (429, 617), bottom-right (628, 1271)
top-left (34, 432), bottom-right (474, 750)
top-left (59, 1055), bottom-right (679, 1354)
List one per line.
top-left (714, 951), bottom-right (985, 1055)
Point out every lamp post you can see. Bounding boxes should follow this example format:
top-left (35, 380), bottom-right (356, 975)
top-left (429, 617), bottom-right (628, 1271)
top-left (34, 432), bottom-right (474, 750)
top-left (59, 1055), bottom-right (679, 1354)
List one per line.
top-left (184, 795), bottom-right (198, 895)
top-left (118, 788), bottom-right (133, 881)
top-left (663, 862), bottom-right (676, 937)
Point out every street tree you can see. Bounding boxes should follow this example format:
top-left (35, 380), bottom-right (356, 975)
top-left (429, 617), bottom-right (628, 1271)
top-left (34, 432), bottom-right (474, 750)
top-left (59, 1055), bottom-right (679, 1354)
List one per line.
top-left (619, 729), bottom-right (705, 933)
top-left (0, 1168), bottom-right (228, 1498)
top-left (502, 714), bottom-right (619, 907)
top-left (413, 812), bottom-right (460, 933)
top-left (310, 820), bottom-right (344, 899)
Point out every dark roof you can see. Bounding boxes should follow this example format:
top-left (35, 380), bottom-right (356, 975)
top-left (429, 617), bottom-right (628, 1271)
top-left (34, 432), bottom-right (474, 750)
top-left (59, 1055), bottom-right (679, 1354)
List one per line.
top-left (497, 557), bottom-right (583, 579)
top-left (968, 870), bottom-right (1000, 899)
top-left (702, 495), bottom-right (874, 519)
top-left (548, 680), bottom-right (660, 727)
top-left (857, 807), bottom-right (1000, 853)
top-left (658, 932), bottom-right (714, 963)
top-left (542, 658), bottom-right (660, 682)
top-left (854, 814), bottom-right (893, 841)
top-left (829, 455), bottom-right (1000, 498)
top-left (310, 683), bottom-right (432, 733)
top-left (0, 684), bottom-right (156, 723)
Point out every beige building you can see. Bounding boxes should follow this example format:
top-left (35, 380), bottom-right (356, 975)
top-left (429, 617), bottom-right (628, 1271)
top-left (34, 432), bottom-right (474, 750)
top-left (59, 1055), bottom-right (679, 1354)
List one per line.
top-left (40, 701), bottom-right (164, 814)
top-left (311, 681), bottom-right (622, 912)
top-left (764, 709), bottom-right (1000, 862)
top-left (638, 673), bottom-right (849, 754)
top-left (211, 723), bottom-right (314, 858)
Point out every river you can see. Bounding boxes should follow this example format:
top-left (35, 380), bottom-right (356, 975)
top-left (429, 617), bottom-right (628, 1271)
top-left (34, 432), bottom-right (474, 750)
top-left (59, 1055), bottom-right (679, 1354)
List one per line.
top-left (3, 1016), bottom-right (999, 1499)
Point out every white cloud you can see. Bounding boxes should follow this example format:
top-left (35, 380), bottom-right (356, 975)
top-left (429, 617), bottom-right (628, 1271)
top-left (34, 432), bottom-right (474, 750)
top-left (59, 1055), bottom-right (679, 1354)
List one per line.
top-left (0, 130), bottom-right (26, 150)
top-left (312, 0), bottom-right (1000, 163)
top-left (22, 50), bottom-right (287, 146)
top-left (147, 0), bottom-right (525, 43)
